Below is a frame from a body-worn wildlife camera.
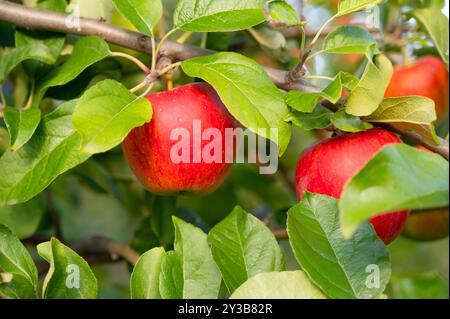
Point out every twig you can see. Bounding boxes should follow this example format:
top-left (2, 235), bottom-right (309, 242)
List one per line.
top-left (272, 228), bottom-right (289, 241)
top-left (110, 51), bottom-right (151, 74)
top-left (72, 236), bottom-right (140, 265)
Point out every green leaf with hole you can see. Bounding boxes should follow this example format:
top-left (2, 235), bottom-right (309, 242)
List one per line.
top-left (287, 192), bottom-right (390, 299)
top-left (130, 247), bottom-right (166, 299)
top-left (346, 53), bottom-right (393, 116)
top-left (174, 0), bottom-right (267, 32)
top-left (410, 8), bottom-right (449, 65)
top-left (208, 206), bottom-right (284, 294)
top-left (230, 271), bottom-right (326, 299)
top-left (331, 109), bottom-right (373, 132)
top-left (322, 26), bottom-right (378, 54)
top-left (340, 144), bottom-right (449, 238)
top-left (265, 0), bottom-right (303, 28)
top-left (182, 52), bottom-right (291, 155)
top-left (0, 195), bottom-right (46, 239)
top-left (337, 0), bottom-right (382, 16)
top-left (366, 96), bottom-right (439, 146)
top-left (37, 238), bottom-right (98, 299)
top-left (3, 107), bottom-right (41, 151)
top-left (112, 0), bottom-right (162, 34)
top-left (32, 36), bottom-right (111, 108)
top-left (72, 79), bottom-right (152, 154)
top-left (0, 100), bottom-right (90, 207)
top-left (0, 224), bottom-right (38, 299)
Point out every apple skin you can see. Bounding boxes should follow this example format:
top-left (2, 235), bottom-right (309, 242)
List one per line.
top-left (385, 56), bottom-right (449, 124)
top-left (401, 146), bottom-right (449, 241)
top-left (402, 209), bottom-right (449, 242)
top-left (122, 83), bottom-right (238, 194)
top-left (295, 128), bottom-right (410, 245)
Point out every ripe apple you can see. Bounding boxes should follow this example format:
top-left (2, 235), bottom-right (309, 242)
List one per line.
top-left (123, 83), bottom-right (238, 194)
top-left (385, 56), bottom-right (449, 124)
top-left (295, 128), bottom-right (410, 244)
top-left (401, 146), bottom-right (449, 241)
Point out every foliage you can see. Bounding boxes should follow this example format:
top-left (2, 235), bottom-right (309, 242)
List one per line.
top-left (0, 0), bottom-right (448, 300)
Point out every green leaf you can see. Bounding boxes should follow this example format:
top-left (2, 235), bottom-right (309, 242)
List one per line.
top-left (0, 273), bottom-right (37, 299)
top-left (37, 238), bottom-right (98, 299)
top-left (286, 71), bottom-right (357, 113)
top-left (130, 247), bottom-right (166, 299)
top-left (287, 192), bottom-right (391, 299)
top-left (0, 224), bottom-right (38, 299)
top-left (285, 107), bottom-right (333, 130)
top-left (0, 100), bottom-right (90, 207)
top-left (265, 0), bottom-right (303, 28)
top-left (207, 206), bottom-right (284, 294)
top-left (174, 0), bottom-right (267, 32)
top-left (331, 108), bottom-right (373, 132)
top-left (14, 0), bottom-right (67, 78)
top-left (322, 26), bottom-right (378, 54)
top-left (366, 97), bottom-right (439, 146)
top-left (248, 27), bottom-right (286, 50)
top-left (159, 251), bottom-right (184, 299)
top-left (182, 52), bottom-right (291, 155)
top-left (230, 271), bottom-right (326, 299)
top-left (337, 0), bottom-right (382, 16)
top-left (346, 53), bottom-right (393, 116)
top-left (389, 273), bottom-right (449, 299)
top-left (0, 45), bottom-right (57, 84)
top-left (410, 8), bottom-right (449, 65)
top-left (3, 107), bottom-right (41, 151)
top-left (32, 36), bottom-right (111, 108)
top-left (340, 144), bottom-right (449, 238)
top-left (0, 195), bottom-right (46, 239)
top-left (167, 217), bottom-right (222, 299)
top-left (112, 0), bottom-right (162, 34)
top-left (72, 79), bottom-right (152, 154)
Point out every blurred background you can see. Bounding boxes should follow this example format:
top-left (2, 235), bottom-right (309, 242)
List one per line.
top-left (0, 0), bottom-right (448, 299)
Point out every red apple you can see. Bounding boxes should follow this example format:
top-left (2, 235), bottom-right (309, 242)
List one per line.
top-left (385, 56), bottom-right (449, 124)
top-left (123, 83), bottom-right (237, 194)
top-left (295, 128), bottom-right (410, 244)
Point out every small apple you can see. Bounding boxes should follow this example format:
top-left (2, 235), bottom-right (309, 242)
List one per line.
top-left (295, 128), bottom-right (410, 245)
top-left (401, 146), bottom-right (449, 241)
top-left (123, 83), bottom-right (238, 194)
top-left (385, 56), bottom-right (449, 124)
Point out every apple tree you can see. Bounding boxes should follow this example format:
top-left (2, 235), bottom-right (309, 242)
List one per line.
top-left (0, 0), bottom-right (448, 300)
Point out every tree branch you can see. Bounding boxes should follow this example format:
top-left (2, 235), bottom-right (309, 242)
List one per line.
top-left (0, 0), bottom-right (447, 160)
top-left (72, 236), bottom-right (140, 265)
top-left (0, 0), bottom-right (317, 93)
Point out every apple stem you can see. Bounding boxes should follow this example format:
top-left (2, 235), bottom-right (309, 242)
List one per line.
top-left (166, 73), bottom-right (174, 91)
top-left (110, 51), bottom-right (151, 74)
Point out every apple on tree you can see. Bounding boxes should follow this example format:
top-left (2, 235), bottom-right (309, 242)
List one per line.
top-left (123, 83), bottom-right (238, 194)
top-left (295, 128), bottom-right (410, 245)
top-left (385, 56), bottom-right (449, 124)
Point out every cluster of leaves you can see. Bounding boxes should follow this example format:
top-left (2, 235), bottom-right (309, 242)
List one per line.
top-left (0, 195), bottom-right (391, 299)
top-left (0, 0), bottom-right (449, 299)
